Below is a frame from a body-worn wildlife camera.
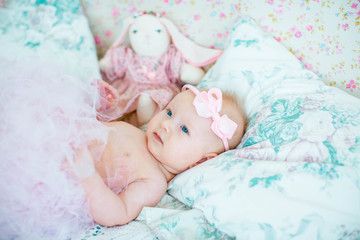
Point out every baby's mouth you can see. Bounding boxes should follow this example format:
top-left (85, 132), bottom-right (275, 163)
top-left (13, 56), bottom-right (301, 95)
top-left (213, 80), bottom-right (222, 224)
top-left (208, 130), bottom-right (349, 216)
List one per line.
top-left (153, 132), bottom-right (163, 144)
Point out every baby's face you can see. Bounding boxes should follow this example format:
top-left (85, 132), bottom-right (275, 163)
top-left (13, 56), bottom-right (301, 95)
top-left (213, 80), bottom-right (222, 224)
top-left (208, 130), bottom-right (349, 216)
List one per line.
top-left (146, 90), bottom-right (223, 174)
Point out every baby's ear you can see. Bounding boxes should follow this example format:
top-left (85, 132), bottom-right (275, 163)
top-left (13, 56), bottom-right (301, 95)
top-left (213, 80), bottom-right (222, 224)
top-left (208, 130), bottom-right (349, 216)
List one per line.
top-left (203, 152), bottom-right (218, 161)
top-left (189, 153), bottom-right (218, 168)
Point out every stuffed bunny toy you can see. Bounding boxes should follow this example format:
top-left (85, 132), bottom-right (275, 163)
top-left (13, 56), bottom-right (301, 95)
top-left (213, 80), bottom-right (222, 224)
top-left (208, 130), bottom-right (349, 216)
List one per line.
top-left (98, 13), bottom-right (222, 126)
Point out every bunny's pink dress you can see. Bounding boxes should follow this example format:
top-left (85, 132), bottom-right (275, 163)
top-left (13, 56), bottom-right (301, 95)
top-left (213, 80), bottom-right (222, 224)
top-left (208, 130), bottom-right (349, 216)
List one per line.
top-left (99, 45), bottom-right (184, 121)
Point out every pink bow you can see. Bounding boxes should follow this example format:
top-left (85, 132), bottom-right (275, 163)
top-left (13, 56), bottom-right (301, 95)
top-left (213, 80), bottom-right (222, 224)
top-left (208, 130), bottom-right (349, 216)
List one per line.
top-left (182, 85), bottom-right (238, 151)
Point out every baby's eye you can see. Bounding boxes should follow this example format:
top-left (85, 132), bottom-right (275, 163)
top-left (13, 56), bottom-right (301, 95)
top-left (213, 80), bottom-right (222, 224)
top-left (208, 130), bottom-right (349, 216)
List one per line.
top-left (132, 30), bottom-right (138, 34)
top-left (156, 29), bottom-right (162, 33)
top-left (167, 110), bottom-right (172, 117)
top-left (181, 125), bottom-right (189, 134)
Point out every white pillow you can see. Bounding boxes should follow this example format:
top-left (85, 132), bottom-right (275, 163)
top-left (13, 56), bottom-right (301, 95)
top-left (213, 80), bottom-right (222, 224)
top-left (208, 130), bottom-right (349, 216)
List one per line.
top-left (168, 16), bottom-right (360, 239)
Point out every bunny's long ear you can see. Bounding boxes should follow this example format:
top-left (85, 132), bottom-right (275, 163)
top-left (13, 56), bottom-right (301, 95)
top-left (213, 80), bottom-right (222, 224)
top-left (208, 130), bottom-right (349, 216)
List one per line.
top-left (110, 16), bottom-right (136, 49)
top-left (159, 17), bottom-right (222, 67)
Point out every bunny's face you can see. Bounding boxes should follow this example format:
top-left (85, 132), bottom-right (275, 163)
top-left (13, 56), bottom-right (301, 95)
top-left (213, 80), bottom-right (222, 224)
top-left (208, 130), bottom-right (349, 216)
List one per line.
top-left (129, 15), bottom-right (170, 57)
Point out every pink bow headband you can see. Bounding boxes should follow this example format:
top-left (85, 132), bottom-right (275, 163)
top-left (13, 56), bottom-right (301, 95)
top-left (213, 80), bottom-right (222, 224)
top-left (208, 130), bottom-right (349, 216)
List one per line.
top-left (182, 84), bottom-right (238, 151)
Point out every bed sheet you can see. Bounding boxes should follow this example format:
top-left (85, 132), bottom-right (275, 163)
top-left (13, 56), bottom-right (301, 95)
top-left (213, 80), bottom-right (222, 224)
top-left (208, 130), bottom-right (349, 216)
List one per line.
top-left (81, 0), bottom-right (360, 98)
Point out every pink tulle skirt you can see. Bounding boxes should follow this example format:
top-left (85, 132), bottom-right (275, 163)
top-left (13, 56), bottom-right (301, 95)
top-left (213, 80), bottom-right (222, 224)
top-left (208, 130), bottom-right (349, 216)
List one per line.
top-left (0, 57), bottom-right (109, 239)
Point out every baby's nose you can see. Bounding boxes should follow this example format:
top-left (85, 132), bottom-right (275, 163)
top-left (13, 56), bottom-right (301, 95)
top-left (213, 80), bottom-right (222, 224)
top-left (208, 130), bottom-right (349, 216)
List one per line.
top-left (161, 119), bottom-right (171, 133)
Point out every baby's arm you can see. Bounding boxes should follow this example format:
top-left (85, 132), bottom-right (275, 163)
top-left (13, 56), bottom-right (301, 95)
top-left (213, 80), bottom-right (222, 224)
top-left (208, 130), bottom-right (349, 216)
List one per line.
top-left (70, 147), bottom-right (167, 226)
top-left (81, 174), bottom-right (167, 226)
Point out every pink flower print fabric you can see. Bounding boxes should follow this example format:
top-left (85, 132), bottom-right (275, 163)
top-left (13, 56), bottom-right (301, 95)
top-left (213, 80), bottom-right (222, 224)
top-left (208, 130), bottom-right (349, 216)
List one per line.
top-left (100, 45), bottom-right (184, 121)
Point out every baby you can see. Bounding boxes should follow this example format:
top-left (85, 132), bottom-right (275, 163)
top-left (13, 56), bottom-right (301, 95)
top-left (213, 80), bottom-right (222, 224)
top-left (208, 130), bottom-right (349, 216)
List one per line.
top-left (69, 84), bottom-right (246, 227)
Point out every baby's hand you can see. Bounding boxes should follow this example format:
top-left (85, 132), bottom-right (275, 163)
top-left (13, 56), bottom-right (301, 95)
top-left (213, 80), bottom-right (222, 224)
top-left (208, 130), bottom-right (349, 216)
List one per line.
top-left (93, 79), bottom-right (120, 111)
top-left (69, 146), bottom-right (96, 181)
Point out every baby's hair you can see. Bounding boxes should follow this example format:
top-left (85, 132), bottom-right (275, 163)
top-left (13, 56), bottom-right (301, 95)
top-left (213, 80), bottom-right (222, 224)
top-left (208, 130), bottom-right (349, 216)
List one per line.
top-left (222, 90), bottom-right (248, 131)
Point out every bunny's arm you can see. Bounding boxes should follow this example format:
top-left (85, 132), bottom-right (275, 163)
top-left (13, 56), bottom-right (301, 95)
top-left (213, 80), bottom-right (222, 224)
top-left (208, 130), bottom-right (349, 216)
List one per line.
top-left (180, 62), bottom-right (205, 85)
top-left (99, 46), bottom-right (131, 82)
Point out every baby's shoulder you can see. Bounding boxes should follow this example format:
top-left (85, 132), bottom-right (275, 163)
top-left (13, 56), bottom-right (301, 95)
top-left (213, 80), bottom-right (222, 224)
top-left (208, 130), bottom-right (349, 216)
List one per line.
top-left (101, 121), bottom-right (147, 154)
top-left (103, 121), bottom-right (144, 136)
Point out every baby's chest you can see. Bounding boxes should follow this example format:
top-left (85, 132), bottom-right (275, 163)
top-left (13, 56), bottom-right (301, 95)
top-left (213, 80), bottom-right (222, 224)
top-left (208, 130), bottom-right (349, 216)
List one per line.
top-left (96, 144), bottom-right (151, 194)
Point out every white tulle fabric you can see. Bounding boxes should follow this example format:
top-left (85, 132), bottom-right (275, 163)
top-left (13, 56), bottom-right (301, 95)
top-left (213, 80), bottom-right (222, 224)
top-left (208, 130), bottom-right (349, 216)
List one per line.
top-left (0, 57), bottom-right (109, 240)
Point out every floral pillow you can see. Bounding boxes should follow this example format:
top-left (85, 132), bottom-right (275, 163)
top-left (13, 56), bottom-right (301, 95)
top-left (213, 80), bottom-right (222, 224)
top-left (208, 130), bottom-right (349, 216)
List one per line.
top-left (0, 0), bottom-right (100, 82)
top-left (168, 16), bottom-right (360, 239)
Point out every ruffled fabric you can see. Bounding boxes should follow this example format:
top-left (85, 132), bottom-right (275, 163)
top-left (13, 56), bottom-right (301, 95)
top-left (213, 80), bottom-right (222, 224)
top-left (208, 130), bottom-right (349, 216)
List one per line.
top-left (0, 57), bottom-right (109, 240)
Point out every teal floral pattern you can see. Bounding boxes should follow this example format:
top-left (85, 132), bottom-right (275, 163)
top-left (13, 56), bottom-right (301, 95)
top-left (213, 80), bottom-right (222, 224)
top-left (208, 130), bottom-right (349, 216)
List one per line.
top-left (234, 38), bottom-right (258, 48)
top-left (138, 194), bottom-right (232, 240)
top-left (0, 0), bottom-right (100, 82)
top-left (248, 174), bottom-right (282, 188)
top-left (243, 98), bottom-right (304, 150)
